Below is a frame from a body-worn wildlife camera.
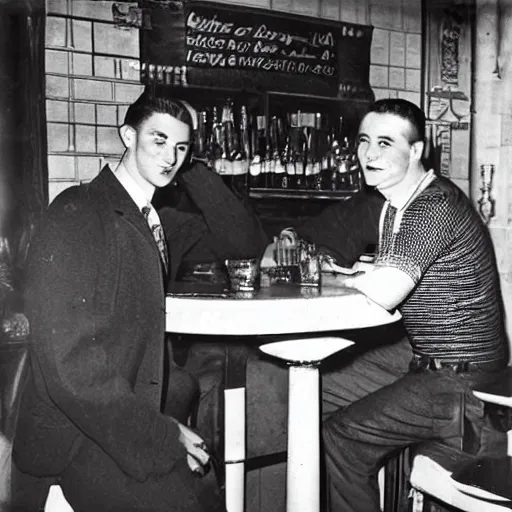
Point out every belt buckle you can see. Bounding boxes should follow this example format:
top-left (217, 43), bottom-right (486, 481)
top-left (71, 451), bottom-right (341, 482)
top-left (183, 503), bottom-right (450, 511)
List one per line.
top-left (430, 358), bottom-right (443, 371)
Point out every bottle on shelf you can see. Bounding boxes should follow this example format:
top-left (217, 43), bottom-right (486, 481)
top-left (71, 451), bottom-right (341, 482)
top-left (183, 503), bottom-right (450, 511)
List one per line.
top-left (293, 111), bottom-right (306, 190)
top-left (328, 126), bottom-right (340, 191)
top-left (348, 151), bottom-right (363, 192)
top-left (281, 129), bottom-right (291, 190)
top-left (220, 98), bottom-right (234, 177)
top-left (211, 106), bottom-right (224, 175)
top-left (194, 110), bottom-right (209, 166)
top-left (262, 119), bottom-right (273, 188)
top-left (311, 112), bottom-right (323, 190)
top-left (270, 116), bottom-right (287, 189)
top-left (319, 118), bottom-right (333, 191)
top-left (286, 113), bottom-right (298, 189)
top-left (249, 115), bottom-right (266, 189)
top-left (230, 103), bottom-right (250, 198)
top-left (336, 136), bottom-right (351, 190)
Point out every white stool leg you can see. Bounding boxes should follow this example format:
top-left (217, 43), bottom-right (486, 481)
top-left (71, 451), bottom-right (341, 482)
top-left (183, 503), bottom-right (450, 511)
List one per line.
top-left (224, 387), bottom-right (246, 512)
top-left (44, 485), bottom-right (74, 512)
top-left (287, 364), bottom-right (320, 512)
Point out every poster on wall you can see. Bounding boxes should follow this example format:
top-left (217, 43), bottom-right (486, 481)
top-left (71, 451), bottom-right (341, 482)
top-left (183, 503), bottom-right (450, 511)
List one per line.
top-left (139, 0), bottom-right (374, 99)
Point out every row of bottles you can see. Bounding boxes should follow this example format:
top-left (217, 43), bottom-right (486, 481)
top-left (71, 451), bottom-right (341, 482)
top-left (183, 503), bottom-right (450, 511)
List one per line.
top-left (193, 98), bottom-right (250, 199)
top-left (249, 112), bottom-right (362, 192)
top-left (192, 99), bottom-right (363, 195)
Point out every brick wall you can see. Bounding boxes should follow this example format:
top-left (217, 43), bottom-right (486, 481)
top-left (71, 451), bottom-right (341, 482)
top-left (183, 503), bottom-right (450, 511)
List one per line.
top-left (45, 0), bottom-right (422, 203)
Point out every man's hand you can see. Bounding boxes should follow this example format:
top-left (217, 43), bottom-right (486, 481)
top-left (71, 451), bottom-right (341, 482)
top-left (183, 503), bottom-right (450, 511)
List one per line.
top-left (261, 241), bottom-right (277, 268)
top-left (349, 261), bottom-right (377, 274)
top-left (176, 421), bottom-right (211, 475)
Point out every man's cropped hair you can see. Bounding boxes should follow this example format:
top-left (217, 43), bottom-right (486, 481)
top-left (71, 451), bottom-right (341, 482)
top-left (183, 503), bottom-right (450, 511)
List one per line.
top-left (368, 98), bottom-right (426, 143)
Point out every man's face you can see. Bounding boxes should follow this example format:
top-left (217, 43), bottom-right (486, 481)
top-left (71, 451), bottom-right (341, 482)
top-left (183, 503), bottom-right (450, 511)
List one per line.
top-left (357, 112), bottom-right (417, 192)
top-left (122, 112), bottom-right (191, 192)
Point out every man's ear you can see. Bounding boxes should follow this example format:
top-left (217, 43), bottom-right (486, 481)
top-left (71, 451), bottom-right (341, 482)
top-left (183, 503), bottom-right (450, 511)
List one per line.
top-left (119, 124), bottom-right (136, 149)
top-left (410, 140), bottom-right (424, 163)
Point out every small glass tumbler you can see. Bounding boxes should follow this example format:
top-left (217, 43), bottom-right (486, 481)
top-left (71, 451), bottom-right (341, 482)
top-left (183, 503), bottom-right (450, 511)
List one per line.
top-left (298, 242), bottom-right (321, 287)
top-left (225, 258), bottom-right (261, 292)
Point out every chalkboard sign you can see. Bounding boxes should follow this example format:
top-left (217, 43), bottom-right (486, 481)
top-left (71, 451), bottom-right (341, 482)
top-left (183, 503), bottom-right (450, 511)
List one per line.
top-left (140, 1), bottom-right (374, 99)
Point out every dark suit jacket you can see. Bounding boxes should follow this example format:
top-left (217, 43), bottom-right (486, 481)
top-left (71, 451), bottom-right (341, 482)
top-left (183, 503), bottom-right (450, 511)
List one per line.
top-left (297, 187), bottom-right (385, 266)
top-left (157, 162), bottom-right (269, 272)
top-left (14, 166), bottom-right (186, 482)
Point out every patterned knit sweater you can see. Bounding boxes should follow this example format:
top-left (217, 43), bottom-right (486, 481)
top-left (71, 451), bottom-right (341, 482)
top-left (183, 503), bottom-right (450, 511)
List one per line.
top-left (376, 175), bottom-right (507, 363)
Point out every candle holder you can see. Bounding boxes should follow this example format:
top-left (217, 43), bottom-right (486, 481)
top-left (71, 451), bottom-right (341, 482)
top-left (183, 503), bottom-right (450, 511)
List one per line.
top-left (478, 164), bottom-right (496, 224)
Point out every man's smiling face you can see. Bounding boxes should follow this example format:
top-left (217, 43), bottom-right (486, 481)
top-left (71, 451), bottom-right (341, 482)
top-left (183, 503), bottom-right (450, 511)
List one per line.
top-left (356, 112), bottom-right (417, 193)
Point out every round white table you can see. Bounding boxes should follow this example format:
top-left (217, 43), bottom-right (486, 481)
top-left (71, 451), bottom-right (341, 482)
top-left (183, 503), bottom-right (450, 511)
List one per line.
top-left (166, 273), bottom-right (402, 512)
top-left (166, 274), bottom-right (401, 336)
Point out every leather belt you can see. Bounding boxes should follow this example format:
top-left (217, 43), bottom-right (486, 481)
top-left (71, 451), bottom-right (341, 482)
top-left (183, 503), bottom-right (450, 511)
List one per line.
top-left (409, 354), bottom-right (506, 374)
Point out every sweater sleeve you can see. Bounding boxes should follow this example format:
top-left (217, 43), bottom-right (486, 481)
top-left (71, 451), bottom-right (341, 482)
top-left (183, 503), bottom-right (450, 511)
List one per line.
top-left (177, 163), bottom-right (269, 260)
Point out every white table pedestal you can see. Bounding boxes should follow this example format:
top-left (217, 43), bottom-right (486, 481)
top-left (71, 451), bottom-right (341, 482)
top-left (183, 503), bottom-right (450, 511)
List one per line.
top-left (259, 337), bottom-right (355, 512)
top-left (286, 364), bottom-right (320, 512)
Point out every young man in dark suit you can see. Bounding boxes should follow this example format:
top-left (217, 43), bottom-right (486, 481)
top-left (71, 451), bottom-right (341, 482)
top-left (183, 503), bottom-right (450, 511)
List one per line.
top-left (11, 92), bottom-right (225, 511)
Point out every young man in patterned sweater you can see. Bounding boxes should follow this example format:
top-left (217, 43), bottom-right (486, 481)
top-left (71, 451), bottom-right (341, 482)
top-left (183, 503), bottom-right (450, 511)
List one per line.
top-left (322, 98), bottom-right (508, 512)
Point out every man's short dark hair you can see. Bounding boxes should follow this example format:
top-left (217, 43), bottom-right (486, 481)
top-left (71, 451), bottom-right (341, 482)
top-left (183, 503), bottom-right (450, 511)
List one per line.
top-left (367, 98), bottom-right (426, 143)
top-left (123, 90), bottom-right (194, 131)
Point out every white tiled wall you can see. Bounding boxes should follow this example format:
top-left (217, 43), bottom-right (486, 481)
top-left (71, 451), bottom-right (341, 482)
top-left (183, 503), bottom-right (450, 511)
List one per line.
top-left (45, 0), bottom-right (143, 201)
top-left (45, 0), bottom-right (422, 202)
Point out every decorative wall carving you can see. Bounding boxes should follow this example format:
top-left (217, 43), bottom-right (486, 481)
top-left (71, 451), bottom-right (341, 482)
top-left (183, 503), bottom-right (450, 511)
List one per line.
top-left (478, 164), bottom-right (496, 224)
top-left (440, 10), bottom-right (462, 86)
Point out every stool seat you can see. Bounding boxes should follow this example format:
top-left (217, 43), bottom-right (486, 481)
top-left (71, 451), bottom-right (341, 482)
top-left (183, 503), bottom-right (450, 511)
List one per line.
top-left (410, 455), bottom-right (511, 511)
top-left (259, 336), bottom-right (355, 512)
top-left (259, 337), bottom-right (354, 364)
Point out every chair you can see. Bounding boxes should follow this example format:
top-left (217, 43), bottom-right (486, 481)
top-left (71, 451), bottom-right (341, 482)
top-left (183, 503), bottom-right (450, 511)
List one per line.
top-left (384, 369), bottom-right (512, 512)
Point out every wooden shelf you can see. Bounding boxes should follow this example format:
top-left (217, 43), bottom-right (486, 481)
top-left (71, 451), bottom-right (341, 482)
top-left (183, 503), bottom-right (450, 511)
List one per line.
top-left (249, 188), bottom-right (355, 200)
top-left (268, 90), bottom-right (372, 104)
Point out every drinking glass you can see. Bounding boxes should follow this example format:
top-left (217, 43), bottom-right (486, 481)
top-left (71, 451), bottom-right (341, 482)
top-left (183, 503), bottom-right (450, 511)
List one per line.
top-left (225, 258), bottom-right (261, 292)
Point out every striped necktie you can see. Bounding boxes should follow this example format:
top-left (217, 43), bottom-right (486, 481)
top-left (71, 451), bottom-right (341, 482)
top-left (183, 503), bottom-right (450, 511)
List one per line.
top-left (142, 205), bottom-right (169, 276)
